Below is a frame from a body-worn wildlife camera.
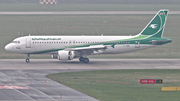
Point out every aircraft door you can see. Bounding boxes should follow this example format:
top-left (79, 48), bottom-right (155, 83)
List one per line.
top-left (26, 38), bottom-right (31, 48)
top-left (135, 40), bottom-right (140, 48)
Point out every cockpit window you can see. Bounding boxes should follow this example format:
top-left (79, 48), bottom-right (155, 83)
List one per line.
top-left (11, 41), bottom-right (17, 43)
top-left (11, 41), bottom-right (20, 44)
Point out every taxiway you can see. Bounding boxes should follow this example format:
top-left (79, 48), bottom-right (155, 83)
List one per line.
top-left (0, 59), bottom-right (180, 69)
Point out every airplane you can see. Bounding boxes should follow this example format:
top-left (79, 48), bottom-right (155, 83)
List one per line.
top-left (5, 9), bottom-right (171, 63)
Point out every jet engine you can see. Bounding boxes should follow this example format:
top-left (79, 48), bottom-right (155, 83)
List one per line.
top-left (57, 50), bottom-right (75, 60)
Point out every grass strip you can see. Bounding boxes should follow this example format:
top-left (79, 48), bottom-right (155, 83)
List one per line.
top-left (47, 69), bottom-right (180, 101)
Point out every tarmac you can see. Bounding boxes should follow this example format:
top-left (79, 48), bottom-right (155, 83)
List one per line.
top-left (0, 59), bottom-right (180, 101)
top-left (0, 69), bottom-right (97, 101)
top-left (1, 59), bottom-right (180, 69)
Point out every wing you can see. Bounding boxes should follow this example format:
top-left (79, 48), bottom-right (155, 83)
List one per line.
top-left (64, 45), bottom-right (107, 56)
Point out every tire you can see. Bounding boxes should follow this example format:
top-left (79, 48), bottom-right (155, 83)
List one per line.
top-left (79, 57), bottom-right (85, 62)
top-left (26, 58), bottom-right (30, 63)
top-left (84, 58), bottom-right (89, 63)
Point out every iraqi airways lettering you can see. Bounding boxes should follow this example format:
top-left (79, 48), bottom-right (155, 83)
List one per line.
top-left (32, 38), bottom-right (61, 40)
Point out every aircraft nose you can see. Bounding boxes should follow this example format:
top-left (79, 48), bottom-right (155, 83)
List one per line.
top-left (5, 44), bottom-right (10, 52)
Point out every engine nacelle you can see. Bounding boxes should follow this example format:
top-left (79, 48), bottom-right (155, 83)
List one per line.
top-left (58, 50), bottom-right (75, 60)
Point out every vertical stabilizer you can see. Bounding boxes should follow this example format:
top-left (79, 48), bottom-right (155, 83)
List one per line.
top-left (139, 9), bottom-right (168, 37)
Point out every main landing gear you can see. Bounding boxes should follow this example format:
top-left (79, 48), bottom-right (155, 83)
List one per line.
top-left (26, 54), bottom-right (30, 63)
top-left (79, 57), bottom-right (89, 63)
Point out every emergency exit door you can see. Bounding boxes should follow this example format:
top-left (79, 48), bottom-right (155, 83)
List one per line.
top-left (26, 38), bottom-right (31, 48)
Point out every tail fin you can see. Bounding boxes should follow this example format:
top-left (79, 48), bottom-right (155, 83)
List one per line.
top-left (139, 9), bottom-right (169, 37)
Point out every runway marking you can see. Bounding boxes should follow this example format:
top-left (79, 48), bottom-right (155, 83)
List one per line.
top-left (28, 86), bottom-right (56, 100)
top-left (14, 86), bottom-right (36, 101)
top-left (0, 86), bottom-right (29, 89)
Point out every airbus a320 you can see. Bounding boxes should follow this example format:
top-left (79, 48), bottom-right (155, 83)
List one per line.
top-left (5, 9), bottom-right (172, 63)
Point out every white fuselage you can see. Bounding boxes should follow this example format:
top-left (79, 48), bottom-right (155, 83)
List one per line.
top-left (5, 35), bottom-right (155, 55)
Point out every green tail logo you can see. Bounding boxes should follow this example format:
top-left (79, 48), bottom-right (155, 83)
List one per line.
top-left (140, 9), bottom-right (168, 38)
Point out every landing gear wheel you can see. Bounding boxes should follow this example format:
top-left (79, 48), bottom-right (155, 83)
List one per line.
top-left (26, 58), bottom-right (30, 63)
top-left (79, 57), bottom-right (85, 62)
top-left (84, 58), bottom-right (89, 63)
top-left (25, 54), bottom-right (30, 63)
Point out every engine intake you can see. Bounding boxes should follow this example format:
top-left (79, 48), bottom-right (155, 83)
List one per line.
top-left (58, 50), bottom-right (75, 60)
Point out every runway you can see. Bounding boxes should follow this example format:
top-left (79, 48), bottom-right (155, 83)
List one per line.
top-left (0, 59), bottom-right (180, 101)
top-left (0, 11), bottom-right (180, 15)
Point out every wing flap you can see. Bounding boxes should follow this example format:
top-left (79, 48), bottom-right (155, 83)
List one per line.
top-left (73, 45), bottom-right (106, 51)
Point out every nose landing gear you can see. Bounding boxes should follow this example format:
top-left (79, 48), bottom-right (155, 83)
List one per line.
top-left (26, 54), bottom-right (30, 63)
top-left (26, 58), bottom-right (30, 63)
